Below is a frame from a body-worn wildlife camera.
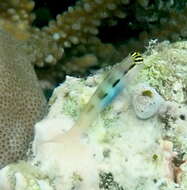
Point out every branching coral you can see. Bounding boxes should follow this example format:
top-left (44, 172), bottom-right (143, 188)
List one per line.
top-left (0, 0), bottom-right (129, 68)
top-left (1, 0), bottom-right (187, 74)
top-left (43, 0), bottom-right (127, 48)
top-left (0, 0), bottom-right (35, 39)
top-left (1, 0), bottom-right (187, 70)
top-left (30, 0), bottom-right (129, 67)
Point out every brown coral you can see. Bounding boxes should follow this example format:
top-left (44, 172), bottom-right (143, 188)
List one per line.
top-left (0, 0), bottom-right (35, 40)
top-left (0, 30), bottom-right (46, 168)
top-left (43, 0), bottom-right (128, 48)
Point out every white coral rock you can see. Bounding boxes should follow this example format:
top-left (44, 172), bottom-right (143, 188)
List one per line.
top-left (1, 40), bottom-right (187, 190)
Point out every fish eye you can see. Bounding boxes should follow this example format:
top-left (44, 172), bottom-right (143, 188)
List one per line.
top-left (179, 114), bottom-right (186, 120)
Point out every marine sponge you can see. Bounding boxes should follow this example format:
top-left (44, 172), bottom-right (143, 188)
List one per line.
top-left (132, 83), bottom-right (164, 119)
top-left (0, 30), bottom-right (46, 168)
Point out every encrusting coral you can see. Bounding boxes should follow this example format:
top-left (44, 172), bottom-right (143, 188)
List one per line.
top-left (0, 30), bottom-right (46, 168)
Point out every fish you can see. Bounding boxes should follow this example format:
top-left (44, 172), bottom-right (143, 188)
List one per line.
top-left (75, 52), bottom-right (143, 132)
top-left (41, 52), bottom-right (143, 144)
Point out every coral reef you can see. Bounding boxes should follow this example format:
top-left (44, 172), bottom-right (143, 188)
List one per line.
top-left (0, 30), bottom-right (46, 168)
top-left (0, 40), bottom-right (187, 189)
top-left (1, 0), bottom-right (187, 188)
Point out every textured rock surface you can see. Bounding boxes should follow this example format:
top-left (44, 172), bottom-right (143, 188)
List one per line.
top-left (0, 30), bottom-right (46, 168)
top-left (1, 40), bottom-right (187, 190)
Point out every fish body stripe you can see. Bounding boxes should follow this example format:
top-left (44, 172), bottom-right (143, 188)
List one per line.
top-left (131, 52), bottom-right (143, 64)
top-left (134, 58), bottom-right (143, 63)
top-left (131, 52), bottom-right (141, 57)
top-left (98, 91), bottom-right (108, 99)
top-left (100, 78), bottom-right (124, 108)
top-left (112, 79), bottom-right (120, 87)
top-left (123, 63), bottom-right (136, 75)
top-left (130, 52), bottom-right (138, 57)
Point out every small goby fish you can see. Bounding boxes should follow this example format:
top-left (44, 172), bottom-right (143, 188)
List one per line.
top-left (75, 52), bottom-right (143, 132)
top-left (43, 52), bottom-right (143, 143)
